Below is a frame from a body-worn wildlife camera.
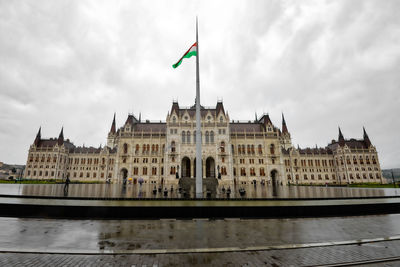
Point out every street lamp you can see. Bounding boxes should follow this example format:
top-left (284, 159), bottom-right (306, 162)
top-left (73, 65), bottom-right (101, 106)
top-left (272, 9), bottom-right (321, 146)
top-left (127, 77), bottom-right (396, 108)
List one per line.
top-left (391, 169), bottom-right (396, 188)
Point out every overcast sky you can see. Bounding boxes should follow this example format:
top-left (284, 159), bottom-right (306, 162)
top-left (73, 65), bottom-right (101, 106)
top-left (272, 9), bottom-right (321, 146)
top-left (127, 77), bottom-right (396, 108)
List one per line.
top-left (0, 0), bottom-right (399, 168)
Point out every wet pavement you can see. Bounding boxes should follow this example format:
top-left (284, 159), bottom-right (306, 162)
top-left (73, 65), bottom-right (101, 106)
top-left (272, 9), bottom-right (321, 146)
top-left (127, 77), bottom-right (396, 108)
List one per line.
top-left (1, 241), bottom-right (400, 266)
top-left (1, 183), bottom-right (400, 199)
top-left (0, 217), bottom-right (400, 267)
top-left (1, 215), bottom-right (400, 266)
top-left (1, 215), bottom-right (400, 252)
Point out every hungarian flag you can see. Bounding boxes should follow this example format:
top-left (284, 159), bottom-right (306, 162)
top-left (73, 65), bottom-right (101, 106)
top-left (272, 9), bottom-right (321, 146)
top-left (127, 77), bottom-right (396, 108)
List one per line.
top-left (172, 42), bottom-right (197, 68)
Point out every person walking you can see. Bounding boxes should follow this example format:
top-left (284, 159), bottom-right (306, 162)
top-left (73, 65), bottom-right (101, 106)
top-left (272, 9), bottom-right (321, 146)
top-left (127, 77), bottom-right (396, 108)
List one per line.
top-left (64, 176), bottom-right (70, 195)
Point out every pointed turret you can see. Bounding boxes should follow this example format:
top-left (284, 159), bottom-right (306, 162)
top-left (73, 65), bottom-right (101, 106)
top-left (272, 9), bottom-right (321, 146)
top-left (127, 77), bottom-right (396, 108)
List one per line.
top-left (34, 127), bottom-right (41, 146)
top-left (363, 126), bottom-right (371, 147)
top-left (282, 113), bottom-right (289, 135)
top-left (216, 101), bottom-right (225, 116)
top-left (171, 101), bottom-right (179, 115)
top-left (338, 127), bottom-right (345, 146)
top-left (57, 127), bottom-right (64, 146)
top-left (109, 113), bottom-right (116, 134)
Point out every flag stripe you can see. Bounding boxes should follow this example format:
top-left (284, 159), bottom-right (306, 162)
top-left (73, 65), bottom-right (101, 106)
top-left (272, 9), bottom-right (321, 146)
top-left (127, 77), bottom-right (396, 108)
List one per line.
top-left (172, 42), bottom-right (197, 68)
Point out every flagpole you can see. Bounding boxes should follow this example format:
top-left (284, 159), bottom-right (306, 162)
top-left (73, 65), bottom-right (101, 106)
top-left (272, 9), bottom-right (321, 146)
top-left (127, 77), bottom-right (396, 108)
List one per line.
top-left (195, 17), bottom-right (203, 198)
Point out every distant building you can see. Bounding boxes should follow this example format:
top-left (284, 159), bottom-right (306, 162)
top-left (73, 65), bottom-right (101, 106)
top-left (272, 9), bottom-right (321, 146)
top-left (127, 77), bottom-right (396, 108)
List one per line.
top-left (24, 101), bottom-right (383, 185)
top-left (0, 162), bottom-right (25, 180)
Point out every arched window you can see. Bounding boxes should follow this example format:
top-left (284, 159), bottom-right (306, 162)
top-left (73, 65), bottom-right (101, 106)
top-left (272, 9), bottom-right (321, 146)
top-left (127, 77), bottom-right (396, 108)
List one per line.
top-left (182, 131), bottom-right (186, 143)
top-left (346, 156), bottom-right (351, 165)
top-left (205, 131), bottom-right (209, 144)
top-left (231, 145), bottom-right (235, 154)
top-left (123, 143), bottom-right (128, 154)
top-left (247, 145), bottom-right (251, 154)
top-left (170, 166), bottom-right (176, 174)
top-left (135, 144), bottom-right (139, 152)
top-left (171, 141), bottom-right (176, 152)
top-left (220, 141), bottom-right (225, 153)
top-left (156, 144), bottom-right (159, 152)
top-left (220, 116), bottom-right (223, 123)
top-left (152, 144), bottom-right (155, 152)
top-left (172, 116), bottom-right (176, 123)
top-left (147, 144), bottom-right (150, 152)
top-left (270, 144), bottom-right (275, 155)
top-left (238, 145), bottom-right (241, 154)
top-left (220, 166), bottom-right (226, 175)
top-left (359, 156), bottom-right (364, 164)
top-left (186, 131), bottom-right (190, 143)
top-left (210, 131), bottom-right (214, 143)
top-left (242, 145), bottom-right (246, 154)
top-left (251, 145), bottom-right (255, 154)
top-left (193, 131), bottom-right (196, 144)
top-left (142, 144), bottom-right (146, 153)
top-left (258, 145), bottom-right (262, 154)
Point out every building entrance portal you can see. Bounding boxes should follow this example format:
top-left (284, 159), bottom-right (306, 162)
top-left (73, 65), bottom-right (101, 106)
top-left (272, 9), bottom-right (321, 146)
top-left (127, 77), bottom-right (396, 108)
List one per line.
top-left (271, 169), bottom-right (278, 186)
top-left (206, 157), bottom-right (215, 178)
top-left (121, 168), bottom-right (128, 184)
top-left (181, 157), bottom-right (191, 178)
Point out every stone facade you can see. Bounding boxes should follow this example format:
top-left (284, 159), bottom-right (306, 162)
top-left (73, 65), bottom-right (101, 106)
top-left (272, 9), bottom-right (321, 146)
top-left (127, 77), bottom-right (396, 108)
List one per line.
top-left (24, 101), bottom-right (383, 185)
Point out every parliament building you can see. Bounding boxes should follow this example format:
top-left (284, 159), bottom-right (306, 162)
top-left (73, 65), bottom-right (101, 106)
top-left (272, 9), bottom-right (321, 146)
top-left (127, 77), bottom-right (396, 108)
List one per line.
top-left (24, 101), bottom-right (383, 185)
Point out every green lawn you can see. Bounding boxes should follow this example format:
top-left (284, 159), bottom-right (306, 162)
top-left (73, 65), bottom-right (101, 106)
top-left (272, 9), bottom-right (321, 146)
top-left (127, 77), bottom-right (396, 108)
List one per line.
top-left (295, 183), bottom-right (398, 188)
top-left (348, 183), bottom-right (398, 188)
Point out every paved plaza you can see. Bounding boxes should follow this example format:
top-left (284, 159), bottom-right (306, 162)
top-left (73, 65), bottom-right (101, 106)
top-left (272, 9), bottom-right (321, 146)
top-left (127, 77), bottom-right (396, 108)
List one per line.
top-left (0, 214), bottom-right (400, 266)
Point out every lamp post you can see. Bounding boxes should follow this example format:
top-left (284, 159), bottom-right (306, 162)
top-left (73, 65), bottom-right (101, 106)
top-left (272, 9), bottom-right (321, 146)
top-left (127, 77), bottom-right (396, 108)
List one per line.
top-left (391, 169), bottom-right (396, 188)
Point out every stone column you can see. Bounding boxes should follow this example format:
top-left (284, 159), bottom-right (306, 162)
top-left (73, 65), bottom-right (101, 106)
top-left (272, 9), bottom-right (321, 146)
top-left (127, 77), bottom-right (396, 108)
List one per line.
top-left (203, 159), bottom-right (206, 178)
top-left (191, 159), bottom-right (194, 178)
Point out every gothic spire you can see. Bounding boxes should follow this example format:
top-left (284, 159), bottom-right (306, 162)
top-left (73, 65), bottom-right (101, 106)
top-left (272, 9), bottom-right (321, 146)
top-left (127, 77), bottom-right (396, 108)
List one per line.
top-left (282, 113), bottom-right (289, 134)
top-left (34, 126), bottom-right (41, 146)
top-left (57, 127), bottom-right (64, 146)
top-left (338, 127), bottom-right (345, 146)
top-left (363, 126), bottom-right (371, 147)
top-left (109, 113), bottom-right (116, 134)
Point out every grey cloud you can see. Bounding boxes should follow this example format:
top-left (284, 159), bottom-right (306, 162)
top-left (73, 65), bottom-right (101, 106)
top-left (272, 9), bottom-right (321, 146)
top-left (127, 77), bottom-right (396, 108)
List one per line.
top-left (0, 0), bottom-right (399, 169)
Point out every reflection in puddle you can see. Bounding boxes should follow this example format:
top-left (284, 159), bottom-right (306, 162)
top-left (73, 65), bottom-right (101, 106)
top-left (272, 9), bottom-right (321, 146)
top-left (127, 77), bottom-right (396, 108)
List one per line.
top-left (0, 182), bottom-right (399, 199)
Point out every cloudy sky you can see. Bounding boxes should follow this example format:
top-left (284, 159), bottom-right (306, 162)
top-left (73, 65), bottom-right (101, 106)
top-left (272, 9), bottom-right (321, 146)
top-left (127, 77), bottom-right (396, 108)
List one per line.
top-left (0, 0), bottom-right (399, 168)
